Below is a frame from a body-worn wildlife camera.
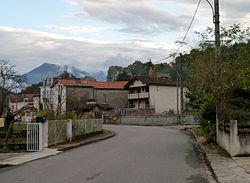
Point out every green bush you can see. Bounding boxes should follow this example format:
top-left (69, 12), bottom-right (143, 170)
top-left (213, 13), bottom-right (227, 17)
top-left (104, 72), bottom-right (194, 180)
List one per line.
top-left (37, 109), bottom-right (55, 120)
top-left (198, 99), bottom-right (216, 142)
top-left (58, 112), bottom-right (77, 120)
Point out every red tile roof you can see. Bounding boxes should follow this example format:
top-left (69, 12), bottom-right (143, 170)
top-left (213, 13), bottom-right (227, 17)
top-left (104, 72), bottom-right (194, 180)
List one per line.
top-left (56, 79), bottom-right (128, 89)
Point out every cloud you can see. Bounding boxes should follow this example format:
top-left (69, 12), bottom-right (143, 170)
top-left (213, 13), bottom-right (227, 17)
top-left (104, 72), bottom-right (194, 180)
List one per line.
top-left (102, 53), bottom-right (132, 68)
top-left (43, 25), bottom-right (102, 34)
top-left (0, 26), bottom-right (172, 74)
top-left (166, 0), bottom-right (250, 26)
top-left (68, 0), bottom-right (191, 35)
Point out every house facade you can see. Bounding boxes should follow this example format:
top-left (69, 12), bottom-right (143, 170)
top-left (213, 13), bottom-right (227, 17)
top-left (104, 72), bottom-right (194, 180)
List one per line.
top-left (125, 76), bottom-right (185, 114)
top-left (9, 94), bottom-right (40, 113)
top-left (40, 76), bottom-right (128, 114)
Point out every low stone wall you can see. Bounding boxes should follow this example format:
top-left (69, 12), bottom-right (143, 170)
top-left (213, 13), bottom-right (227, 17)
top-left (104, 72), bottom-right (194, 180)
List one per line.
top-left (181, 115), bottom-right (199, 124)
top-left (218, 120), bottom-right (250, 156)
top-left (121, 116), bottom-right (178, 126)
top-left (120, 115), bottom-right (199, 126)
top-left (0, 123), bottom-right (27, 150)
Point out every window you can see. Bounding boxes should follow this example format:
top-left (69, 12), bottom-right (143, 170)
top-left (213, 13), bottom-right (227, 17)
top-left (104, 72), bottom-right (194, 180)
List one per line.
top-left (58, 94), bottom-right (61, 104)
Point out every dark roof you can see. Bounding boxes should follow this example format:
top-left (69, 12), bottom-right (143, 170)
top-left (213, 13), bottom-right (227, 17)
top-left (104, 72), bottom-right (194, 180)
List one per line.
top-left (125, 76), bottom-right (176, 88)
top-left (58, 71), bottom-right (77, 79)
top-left (14, 106), bottom-right (37, 115)
top-left (9, 94), bottom-right (40, 103)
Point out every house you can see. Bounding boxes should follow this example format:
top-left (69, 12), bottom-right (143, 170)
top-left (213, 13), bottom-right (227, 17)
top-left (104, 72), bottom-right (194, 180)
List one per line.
top-left (40, 74), bottom-right (128, 114)
top-left (125, 76), bottom-right (185, 114)
top-left (40, 72), bottom-right (79, 112)
top-left (9, 94), bottom-right (40, 113)
top-left (9, 94), bottom-right (40, 122)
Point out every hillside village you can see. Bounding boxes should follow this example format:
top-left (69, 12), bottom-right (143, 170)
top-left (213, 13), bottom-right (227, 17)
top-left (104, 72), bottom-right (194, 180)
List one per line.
top-left (8, 69), bottom-right (183, 121)
top-left (0, 29), bottom-right (249, 181)
top-left (0, 1), bottom-right (250, 182)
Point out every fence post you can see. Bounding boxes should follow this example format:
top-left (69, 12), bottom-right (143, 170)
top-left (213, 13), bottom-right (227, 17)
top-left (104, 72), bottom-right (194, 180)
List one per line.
top-left (42, 120), bottom-right (48, 148)
top-left (67, 119), bottom-right (72, 143)
top-left (39, 123), bottom-right (43, 151)
top-left (230, 120), bottom-right (238, 156)
top-left (102, 112), bottom-right (104, 124)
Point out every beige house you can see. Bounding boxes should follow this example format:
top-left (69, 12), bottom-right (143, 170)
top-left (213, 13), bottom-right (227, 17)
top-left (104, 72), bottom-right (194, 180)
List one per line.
top-left (125, 76), bottom-right (185, 114)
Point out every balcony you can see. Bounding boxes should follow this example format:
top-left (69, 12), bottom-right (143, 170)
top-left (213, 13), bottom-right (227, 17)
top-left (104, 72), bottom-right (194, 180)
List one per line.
top-left (128, 92), bottom-right (149, 100)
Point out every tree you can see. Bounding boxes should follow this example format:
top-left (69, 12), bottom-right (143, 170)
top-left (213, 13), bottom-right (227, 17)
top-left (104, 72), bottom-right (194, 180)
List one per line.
top-left (107, 66), bottom-right (124, 81)
top-left (20, 82), bottom-right (42, 94)
top-left (116, 71), bottom-right (130, 81)
top-left (107, 60), bottom-right (177, 81)
top-left (0, 60), bottom-right (24, 117)
top-left (185, 25), bottom-right (250, 140)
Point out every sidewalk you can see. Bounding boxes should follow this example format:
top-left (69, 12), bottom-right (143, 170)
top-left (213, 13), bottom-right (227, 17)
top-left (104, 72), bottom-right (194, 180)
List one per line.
top-left (185, 126), bottom-right (250, 183)
top-left (0, 148), bottom-right (61, 166)
top-left (0, 129), bottom-right (115, 168)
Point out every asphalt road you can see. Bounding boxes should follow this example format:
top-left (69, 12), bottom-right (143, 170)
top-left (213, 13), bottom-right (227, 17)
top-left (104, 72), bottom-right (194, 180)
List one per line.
top-left (0, 125), bottom-right (209, 183)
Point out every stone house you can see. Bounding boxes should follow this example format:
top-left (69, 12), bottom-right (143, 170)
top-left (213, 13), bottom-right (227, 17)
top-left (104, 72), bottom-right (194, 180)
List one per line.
top-left (40, 76), bottom-right (128, 114)
top-left (125, 76), bottom-right (185, 114)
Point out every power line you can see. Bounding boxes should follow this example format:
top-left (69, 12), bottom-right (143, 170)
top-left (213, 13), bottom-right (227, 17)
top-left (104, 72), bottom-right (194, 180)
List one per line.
top-left (153, 0), bottom-right (202, 64)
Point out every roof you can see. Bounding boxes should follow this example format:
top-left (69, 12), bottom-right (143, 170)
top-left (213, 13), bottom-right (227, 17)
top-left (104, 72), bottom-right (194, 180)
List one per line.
top-left (55, 79), bottom-right (128, 89)
top-left (9, 94), bottom-right (40, 103)
top-left (58, 71), bottom-right (77, 79)
top-left (14, 106), bottom-right (37, 115)
top-left (125, 76), bottom-right (176, 88)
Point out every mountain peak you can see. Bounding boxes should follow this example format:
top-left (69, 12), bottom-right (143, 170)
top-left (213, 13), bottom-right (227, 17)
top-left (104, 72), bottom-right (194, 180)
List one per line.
top-left (23, 62), bottom-right (106, 84)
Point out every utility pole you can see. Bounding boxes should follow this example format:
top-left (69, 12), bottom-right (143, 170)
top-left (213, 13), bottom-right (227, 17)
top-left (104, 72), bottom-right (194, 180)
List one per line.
top-left (214, 0), bottom-right (221, 60)
top-left (176, 67), bottom-right (180, 123)
top-left (214, 0), bottom-right (221, 143)
top-left (179, 54), bottom-right (184, 115)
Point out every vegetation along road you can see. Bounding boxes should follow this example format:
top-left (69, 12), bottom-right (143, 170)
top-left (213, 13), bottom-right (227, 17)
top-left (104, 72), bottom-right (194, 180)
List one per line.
top-left (0, 125), bottom-right (210, 183)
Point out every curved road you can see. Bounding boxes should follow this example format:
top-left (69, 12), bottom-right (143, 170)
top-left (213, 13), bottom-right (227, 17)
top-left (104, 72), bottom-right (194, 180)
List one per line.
top-left (0, 125), bottom-right (209, 183)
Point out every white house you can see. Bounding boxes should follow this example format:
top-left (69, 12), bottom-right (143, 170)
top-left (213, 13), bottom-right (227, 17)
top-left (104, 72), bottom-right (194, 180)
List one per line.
top-left (9, 94), bottom-right (40, 122)
top-left (9, 94), bottom-right (40, 113)
top-left (40, 72), bottom-right (76, 113)
top-left (125, 76), bottom-right (186, 114)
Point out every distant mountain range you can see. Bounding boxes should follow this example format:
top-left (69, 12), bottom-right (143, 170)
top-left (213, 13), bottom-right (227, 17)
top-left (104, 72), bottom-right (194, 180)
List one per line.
top-left (23, 63), bottom-right (106, 84)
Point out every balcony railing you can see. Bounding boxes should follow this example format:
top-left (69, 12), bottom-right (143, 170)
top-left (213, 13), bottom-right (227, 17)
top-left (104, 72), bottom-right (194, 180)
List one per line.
top-left (128, 92), bottom-right (149, 99)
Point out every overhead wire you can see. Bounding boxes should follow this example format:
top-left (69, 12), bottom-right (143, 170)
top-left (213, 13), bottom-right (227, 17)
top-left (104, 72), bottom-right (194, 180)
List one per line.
top-left (153, 0), bottom-right (202, 64)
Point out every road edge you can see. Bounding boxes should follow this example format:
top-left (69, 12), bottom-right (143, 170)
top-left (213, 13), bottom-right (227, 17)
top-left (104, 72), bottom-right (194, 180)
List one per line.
top-left (57, 129), bottom-right (116, 151)
top-left (184, 128), bottom-right (219, 183)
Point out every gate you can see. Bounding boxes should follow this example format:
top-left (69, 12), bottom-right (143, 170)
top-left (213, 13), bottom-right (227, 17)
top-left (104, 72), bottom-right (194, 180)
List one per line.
top-left (27, 123), bottom-right (43, 151)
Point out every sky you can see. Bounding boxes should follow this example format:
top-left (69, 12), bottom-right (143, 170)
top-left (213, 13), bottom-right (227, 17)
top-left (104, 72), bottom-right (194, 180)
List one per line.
top-left (0, 0), bottom-right (249, 74)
